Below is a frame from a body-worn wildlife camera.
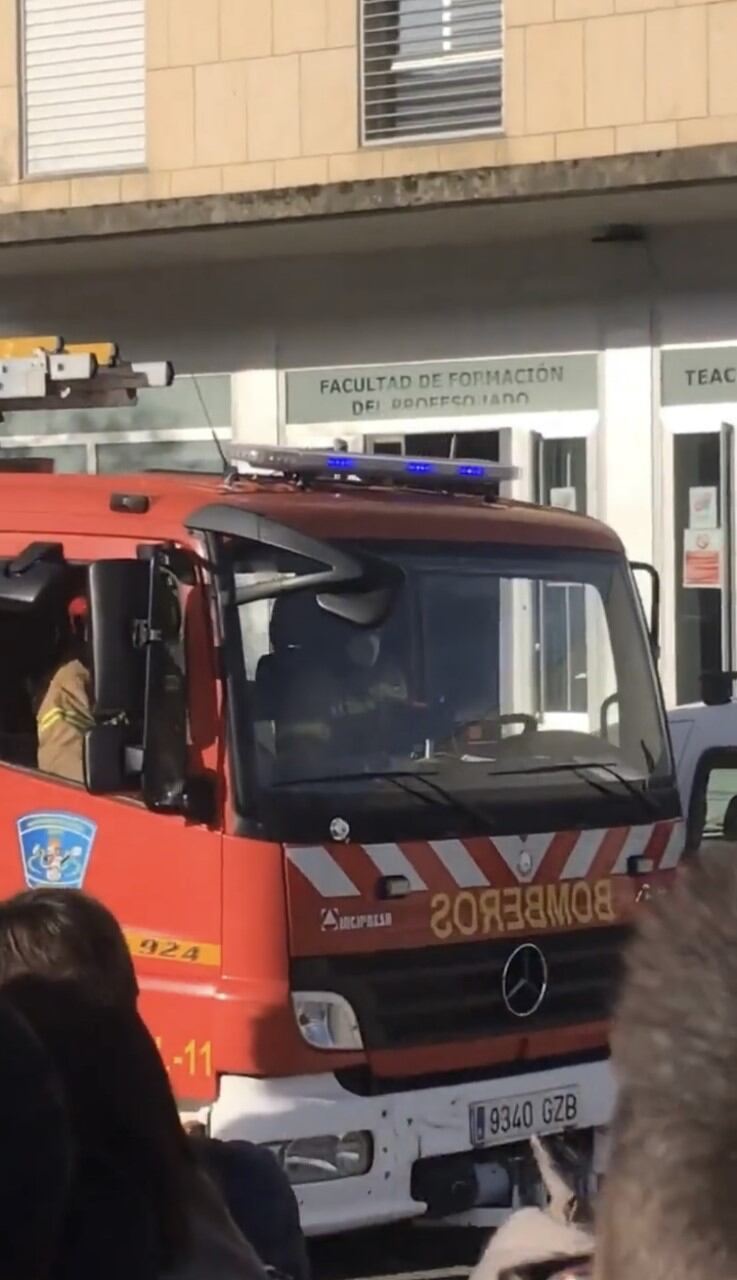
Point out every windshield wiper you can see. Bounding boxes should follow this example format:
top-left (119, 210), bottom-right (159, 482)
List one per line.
top-left (271, 768), bottom-right (491, 832)
top-left (272, 768), bottom-right (439, 787)
top-left (384, 772), bottom-right (492, 833)
top-left (582, 761), bottom-right (660, 818)
top-left (484, 760), bottom-right (620, 778)
top-left (484, 759), bottom-right (659, 818)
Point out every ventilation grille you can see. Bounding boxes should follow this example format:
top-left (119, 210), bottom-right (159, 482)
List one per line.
top-left (22, 0), bottom-right (145, 177)
top-left (361, 0), bottom-right (503, 144)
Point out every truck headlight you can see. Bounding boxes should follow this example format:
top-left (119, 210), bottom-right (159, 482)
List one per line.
top-left (265, 1132), bottom-right (373, 1184)
top-left (291, 991), bottom-right (363, 1051)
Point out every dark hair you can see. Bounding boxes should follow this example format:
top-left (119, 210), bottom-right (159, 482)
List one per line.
top-left (2, 975), bottom-right (193, 1278)
top-left (597, 845), bottom-right (737, 1280)
top-left (0, 889), bottom-right (137, 1007)
top-left (0, 994), bottom-right (71, 1279)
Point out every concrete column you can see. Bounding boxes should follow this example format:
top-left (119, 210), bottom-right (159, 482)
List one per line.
top-left (598, 311), bottom-right (658, 716)
top-left (599, 322), bottom-right (654, 565)
top-left (231, 331), bottom-right (279, 444)
top-left (499, 424), bottom-right (535, 503)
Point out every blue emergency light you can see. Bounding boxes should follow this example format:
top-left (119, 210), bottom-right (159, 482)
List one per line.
top-left (230, 444), bottom-right (519, 492)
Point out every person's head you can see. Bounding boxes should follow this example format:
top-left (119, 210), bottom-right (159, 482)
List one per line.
top-left (346, 630), bottom-right (381, 670)
top-left (67, 594), bottom-right (88, 643)
top-left (596, 844), bottom-right (737, 1280)
top-left (0, 893), bottom-right (194, 1270)
top-left (2, 975), bottom-right (192, 1275)
top-left (0, 888), bottom-right (138, 1007)
top-left (0, 994), bottom-right (71, 1279)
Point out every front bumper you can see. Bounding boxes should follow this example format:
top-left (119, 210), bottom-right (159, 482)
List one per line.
top-left (208, 1059), bottom-right (616, 1237)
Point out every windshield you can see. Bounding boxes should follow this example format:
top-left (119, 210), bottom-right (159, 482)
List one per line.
top-left (224, 539), bottom-right (675, 841)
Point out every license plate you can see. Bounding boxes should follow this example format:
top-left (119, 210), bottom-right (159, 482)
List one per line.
top-left (470, 1086), bottom-right (580, 1147)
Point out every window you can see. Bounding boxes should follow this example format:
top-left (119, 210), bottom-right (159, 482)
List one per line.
top-left (0, 374), bottom-right (231, 475)
top-left (361, 0), bottom-right (503, 144)
top-left (369, 430), bottom-right (500, 458)
top-left (687, 750), bottom-right (737, 851)
top-left (21, 0), bottom-right (145, 177)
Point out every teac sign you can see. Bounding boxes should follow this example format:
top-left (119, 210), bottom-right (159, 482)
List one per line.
top-left (285, 354), bottom-right (598, 424)
top-left (662, 345), bottom-right (737, 405)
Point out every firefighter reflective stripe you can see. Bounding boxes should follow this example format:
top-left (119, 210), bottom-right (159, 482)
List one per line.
top-left (38, 705), bottom-right (94, 738)
top-left (286, 822), bottom-right (686, 899)
top-left (35, 659), bottom-right (94, 787)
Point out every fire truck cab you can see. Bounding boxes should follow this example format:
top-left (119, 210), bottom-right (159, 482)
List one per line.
top-left (0, 341), bottom-right (683, 1236)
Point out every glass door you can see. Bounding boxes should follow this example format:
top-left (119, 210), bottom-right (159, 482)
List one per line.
top-left (533, 437), bottom-right (589, 732)
top-left (673, 431), bottom-right (727, 705)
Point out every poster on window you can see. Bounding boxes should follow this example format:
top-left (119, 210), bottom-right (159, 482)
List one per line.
top-left (688, 486), bottom-right (718, 530)
top-left (683, 527), bottom-right (723, 588)
top-left (549, 486), bottom-right (577, 511)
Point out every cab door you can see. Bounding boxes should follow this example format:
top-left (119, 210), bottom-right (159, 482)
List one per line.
top-left (0, 542), bottom-right (224, 1106)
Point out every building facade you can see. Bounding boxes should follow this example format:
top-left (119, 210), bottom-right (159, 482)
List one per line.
top-left (3, 0), bottom-right (737, 711)
top-left (3, 0), bottom-right (737, 204)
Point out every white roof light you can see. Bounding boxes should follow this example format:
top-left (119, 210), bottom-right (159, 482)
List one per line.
top-left (230, 444), bottom-right (519, 491)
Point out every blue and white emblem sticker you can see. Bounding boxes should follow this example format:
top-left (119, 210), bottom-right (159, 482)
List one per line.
top-left (17, 812), bottom-right (97, 890)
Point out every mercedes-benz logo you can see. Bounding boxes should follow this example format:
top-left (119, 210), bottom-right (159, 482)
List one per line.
top-left (501, 943), bottom-right (548, 1018)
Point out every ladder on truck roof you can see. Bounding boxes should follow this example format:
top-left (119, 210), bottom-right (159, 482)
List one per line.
top-left (0, 335), bottom-right (173, 415)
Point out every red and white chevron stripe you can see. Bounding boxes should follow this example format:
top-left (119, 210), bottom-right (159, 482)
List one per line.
top-left (286, 820), bottom-right (685, 899)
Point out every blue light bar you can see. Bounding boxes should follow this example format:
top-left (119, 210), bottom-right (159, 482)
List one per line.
top-left (230, 444), bottom-right (519, 491)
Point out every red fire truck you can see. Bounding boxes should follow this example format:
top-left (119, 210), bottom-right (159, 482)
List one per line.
top-left (0, 339), bottom-right (682, 1236)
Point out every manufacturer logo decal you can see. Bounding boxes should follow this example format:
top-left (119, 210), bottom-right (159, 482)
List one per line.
top-left (320, 906), bottom-right (393, 933)
top-left (17, 812), bottom-right (97, 890)
top-left (501, 942), bottom-right (549, 1018)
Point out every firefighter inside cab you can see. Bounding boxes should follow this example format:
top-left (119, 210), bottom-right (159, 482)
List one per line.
top-left (34, 594), bottom-right (94, 784)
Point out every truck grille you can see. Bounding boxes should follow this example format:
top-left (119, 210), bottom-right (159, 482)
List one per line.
top-left (291, 926), bottom-right (628, 1051)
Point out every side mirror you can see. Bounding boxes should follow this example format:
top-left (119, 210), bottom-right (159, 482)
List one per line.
top-left (87, 552), bottom-right (194, 818)
top-left (88, 560), bottom-right (151, 718)
top-left (701, 670), bottom-right (736, 706)
top-left (0, 542), bottom-right (67, 614)
top-left (630, 561), bottom-right (661, 660)
top-left (317, 583), bottom-right (397, 627)
top-left (188, 503), bottom-right (402, 628)
top-left (84, 724), bottom-right (130, 795)
top-left (141, 554), bottom-right (189, 815)
top-left (317, 559), bottom-right (403, 628)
